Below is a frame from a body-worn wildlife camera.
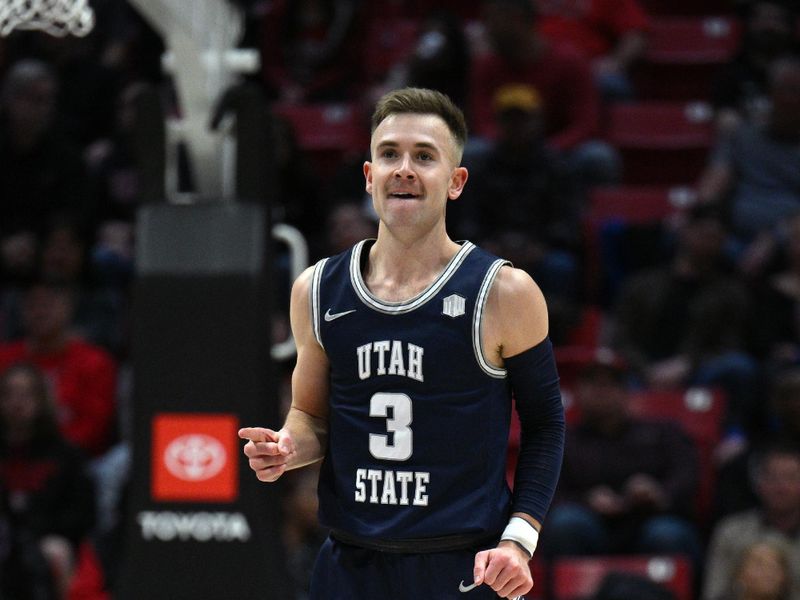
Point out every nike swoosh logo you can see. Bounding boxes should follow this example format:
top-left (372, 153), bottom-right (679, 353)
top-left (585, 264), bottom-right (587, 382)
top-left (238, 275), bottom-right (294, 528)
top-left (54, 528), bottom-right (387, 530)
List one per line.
top-left (460, 580), bottom-right (521, 599)
top-left (324, 308), bottom-right (356, 322)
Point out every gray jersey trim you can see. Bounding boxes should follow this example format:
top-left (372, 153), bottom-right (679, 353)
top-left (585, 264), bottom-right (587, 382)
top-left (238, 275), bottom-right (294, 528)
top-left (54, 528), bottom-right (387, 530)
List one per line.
top-left (349, 240), bottom-right (476, 315)
top-left (473, 259), bottom-right (510, 378)
top-left (310, 257), bottom-right (329, 349)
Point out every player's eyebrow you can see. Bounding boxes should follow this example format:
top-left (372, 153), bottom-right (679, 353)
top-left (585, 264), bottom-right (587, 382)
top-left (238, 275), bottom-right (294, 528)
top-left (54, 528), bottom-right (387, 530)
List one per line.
top-left (375, 140), bottom-right (440, 154)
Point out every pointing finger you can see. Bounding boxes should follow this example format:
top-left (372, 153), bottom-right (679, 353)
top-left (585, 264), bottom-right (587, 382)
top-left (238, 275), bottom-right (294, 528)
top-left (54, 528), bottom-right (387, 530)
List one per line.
top-left (238, 427), bottom-right (278, 443)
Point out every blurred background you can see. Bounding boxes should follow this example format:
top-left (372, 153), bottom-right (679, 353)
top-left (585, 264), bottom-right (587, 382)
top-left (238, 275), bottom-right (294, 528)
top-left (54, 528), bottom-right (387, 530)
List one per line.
top-left (0, 0), bottom-right (800, 598)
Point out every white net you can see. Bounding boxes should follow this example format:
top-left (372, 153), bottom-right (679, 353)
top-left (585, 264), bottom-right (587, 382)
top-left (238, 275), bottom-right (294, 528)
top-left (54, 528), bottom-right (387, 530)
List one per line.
top-left (0, 0), bottom-right (95, 37)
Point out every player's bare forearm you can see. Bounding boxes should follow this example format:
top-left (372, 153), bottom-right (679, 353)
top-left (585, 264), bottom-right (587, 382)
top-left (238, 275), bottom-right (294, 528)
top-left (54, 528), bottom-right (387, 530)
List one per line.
top-left (283, 405), bottom-right (328, 469)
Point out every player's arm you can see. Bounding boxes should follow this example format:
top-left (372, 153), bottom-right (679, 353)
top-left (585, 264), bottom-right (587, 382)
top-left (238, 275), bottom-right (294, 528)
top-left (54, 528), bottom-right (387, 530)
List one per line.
top-left (474, 265), bottom-right (566, 599)
top-left (239, 266), bottom-right (330, 481)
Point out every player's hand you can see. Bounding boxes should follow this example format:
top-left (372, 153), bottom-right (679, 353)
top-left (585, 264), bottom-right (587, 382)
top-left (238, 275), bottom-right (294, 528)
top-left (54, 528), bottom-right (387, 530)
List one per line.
top-left (238, 427), bottom-right (295, 482)
top-left (472, 541), bottom-right (533, 599)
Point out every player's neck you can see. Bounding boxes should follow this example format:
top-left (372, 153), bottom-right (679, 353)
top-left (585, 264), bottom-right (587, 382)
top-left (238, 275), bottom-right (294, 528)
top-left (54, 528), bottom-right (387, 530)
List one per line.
top-left (364, 228), bottom-right (461, 302)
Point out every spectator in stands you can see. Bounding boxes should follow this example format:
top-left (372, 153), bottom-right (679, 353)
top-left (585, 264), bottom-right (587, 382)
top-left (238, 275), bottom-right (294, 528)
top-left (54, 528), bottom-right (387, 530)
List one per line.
top-left (0, 231), bottom-right (38, 341)
top-left (698, 57), bottom-right (800, 249)
top-left (611, 204), bottom-right (759, 448)
top-left (702, 442), bottom-right (800, 600)
top-left (0, 362), bottom-right (96, 599)
top-left (455, 83), bottom-right (581, 308)
top-left (750, 213), bottom-right (800, 370)
top-left (770, 369), bottom-right (800, 443)
top-left (712, 0), bottom-right (799, 135)
top-left (0, 59), bottom-right (91, 240)
top-left (0, 230), bottom-right (37, 287)
top-left (470, 0), bottom-right (620, 186)
top-left (42, 218), bottom-right (129, 357)
top-left (377, 9), bottom-right (471, 110)
top-left (536, 0), bottom-right (650, 101)
top-left (715, 368), bottom-right (800, 518)
top-left (712, 538), bottom-right (796, 600)
top-left (259, 0), bottom-right (363, 102)
top-left (541, 353), bottom-right (702, 567)
top-left (1, 217), bottom-right (130, 358)
top-left (325, 201), bottom-right (377, 256)
top-left (84, 81), bottom-right (153, 226)
top-left (90, 219), bottom-right (135, 298)
top-left (18, 32), bottom-right (121, 149)
top-left (0, 280), bottom-right (117, 458)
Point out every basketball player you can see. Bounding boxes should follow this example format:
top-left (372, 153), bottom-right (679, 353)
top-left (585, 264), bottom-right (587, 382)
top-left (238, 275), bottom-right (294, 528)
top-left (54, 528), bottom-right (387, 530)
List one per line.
top-left (240, 88), bottom-right (565, 599)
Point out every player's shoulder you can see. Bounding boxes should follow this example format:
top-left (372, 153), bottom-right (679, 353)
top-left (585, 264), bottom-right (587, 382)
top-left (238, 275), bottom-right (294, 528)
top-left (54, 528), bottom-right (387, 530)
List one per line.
top-left (292, 265), bottom-right (316, 293)
top-left (492, 264), bottom-right (546, 309)
top-left (485, 264), bottom-right (549, 352)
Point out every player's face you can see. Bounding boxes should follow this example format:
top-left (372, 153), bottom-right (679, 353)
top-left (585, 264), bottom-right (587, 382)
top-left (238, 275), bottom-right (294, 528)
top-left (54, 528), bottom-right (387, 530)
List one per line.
top-left (364, 113), bottom-right (467, 234)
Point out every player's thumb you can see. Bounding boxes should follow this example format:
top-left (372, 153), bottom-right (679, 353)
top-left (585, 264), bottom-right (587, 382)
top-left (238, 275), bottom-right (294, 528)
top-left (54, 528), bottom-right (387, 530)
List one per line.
top-left (473, 549), bottom-right (491, 585)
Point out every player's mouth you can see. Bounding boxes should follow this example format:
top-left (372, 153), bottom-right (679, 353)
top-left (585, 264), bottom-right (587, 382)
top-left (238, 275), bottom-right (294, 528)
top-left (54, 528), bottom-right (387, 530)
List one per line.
top-left (388, 191), bottom-right (421, 200)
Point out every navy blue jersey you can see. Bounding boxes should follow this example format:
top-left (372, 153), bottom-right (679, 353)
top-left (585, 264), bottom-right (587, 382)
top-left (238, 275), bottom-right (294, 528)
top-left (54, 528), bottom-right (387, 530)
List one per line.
top-left (311, 240), bottom-right (514, 541)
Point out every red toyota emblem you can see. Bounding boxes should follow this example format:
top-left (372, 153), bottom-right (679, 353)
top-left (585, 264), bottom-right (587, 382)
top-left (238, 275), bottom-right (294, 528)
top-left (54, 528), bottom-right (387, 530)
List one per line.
top-left (152, 413), bottom-right (238, 502)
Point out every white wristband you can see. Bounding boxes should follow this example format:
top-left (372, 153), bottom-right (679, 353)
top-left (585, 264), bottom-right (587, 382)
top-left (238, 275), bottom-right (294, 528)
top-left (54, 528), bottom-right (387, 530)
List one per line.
top-left (500, 517), bottom-right (539, 557)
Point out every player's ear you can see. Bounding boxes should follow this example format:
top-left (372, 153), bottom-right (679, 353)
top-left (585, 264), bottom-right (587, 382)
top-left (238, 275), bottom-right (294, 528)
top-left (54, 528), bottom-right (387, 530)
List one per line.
top-left (364, 161), bottom-right (373, 195)
top-left (448, 166), bottom-right (468, 200)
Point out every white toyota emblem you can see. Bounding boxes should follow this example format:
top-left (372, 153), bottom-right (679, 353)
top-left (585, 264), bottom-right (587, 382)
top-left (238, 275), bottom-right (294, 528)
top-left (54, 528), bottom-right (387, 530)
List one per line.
top-left (164, 434), bottom-right (226, 481)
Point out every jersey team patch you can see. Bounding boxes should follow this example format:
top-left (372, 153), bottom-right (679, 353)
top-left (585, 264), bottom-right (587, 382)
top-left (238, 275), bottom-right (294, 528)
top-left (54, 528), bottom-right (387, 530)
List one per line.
top-left (442, 294), bottom-right (466, 318)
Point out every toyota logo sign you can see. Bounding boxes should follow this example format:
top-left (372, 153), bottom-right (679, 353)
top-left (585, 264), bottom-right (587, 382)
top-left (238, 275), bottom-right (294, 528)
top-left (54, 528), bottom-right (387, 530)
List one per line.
top-left (164, 434), bottom-right (227, 481)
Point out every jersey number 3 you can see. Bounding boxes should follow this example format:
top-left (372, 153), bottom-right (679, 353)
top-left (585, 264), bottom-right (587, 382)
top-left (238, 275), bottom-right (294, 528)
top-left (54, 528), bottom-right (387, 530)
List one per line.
top-left (369, 392), bottom-right (413, 461)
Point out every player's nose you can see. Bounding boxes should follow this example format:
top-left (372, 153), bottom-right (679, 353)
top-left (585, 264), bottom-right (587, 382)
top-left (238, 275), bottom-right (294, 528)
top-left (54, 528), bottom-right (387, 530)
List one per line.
top-left (394, 154), bottom-right (415, 179)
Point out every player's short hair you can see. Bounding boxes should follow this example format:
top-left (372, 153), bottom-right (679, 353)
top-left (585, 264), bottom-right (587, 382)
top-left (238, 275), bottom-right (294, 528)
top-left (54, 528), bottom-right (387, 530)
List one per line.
top-left (370, 87), bottom-right (468, 161)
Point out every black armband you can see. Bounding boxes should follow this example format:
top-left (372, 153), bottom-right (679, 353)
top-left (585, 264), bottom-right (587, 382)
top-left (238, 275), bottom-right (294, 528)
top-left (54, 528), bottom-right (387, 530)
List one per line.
top-left (505, 337), bottom-right (565, 524)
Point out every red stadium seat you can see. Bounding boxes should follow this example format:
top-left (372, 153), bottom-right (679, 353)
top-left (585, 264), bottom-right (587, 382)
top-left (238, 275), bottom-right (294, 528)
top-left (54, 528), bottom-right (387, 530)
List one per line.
top-left (528, 557), bottom-right (548, 600)
top-left (582, 185), bottom-right (696, 300)
top-left (362, 18), bottom-right (420, 81)
top-left (551, 555), bottom-right (693, 600)
top-left (629, 388), bottom-right (725, 447)
top-left (646, 17), bottom-right (740, 64)
top-left (605, 102), bottom-right (714, 185)
top-left (272, 102), bottom-right (369, 177)
top-left (587, 185), bottom-right (693, 224)
top-left (273, 102), bottom-right (367, 152)
top-left (552, 384), bottom-right (724, 523)
top-left (635, 16), bottom-right (740, 100)
top-left (629, 387), bottom-right (726, 523)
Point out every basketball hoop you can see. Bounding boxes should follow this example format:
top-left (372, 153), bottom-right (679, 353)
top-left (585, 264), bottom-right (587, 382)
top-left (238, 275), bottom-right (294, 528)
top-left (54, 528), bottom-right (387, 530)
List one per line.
top-left (0, 0), bottom-right (95, 37)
